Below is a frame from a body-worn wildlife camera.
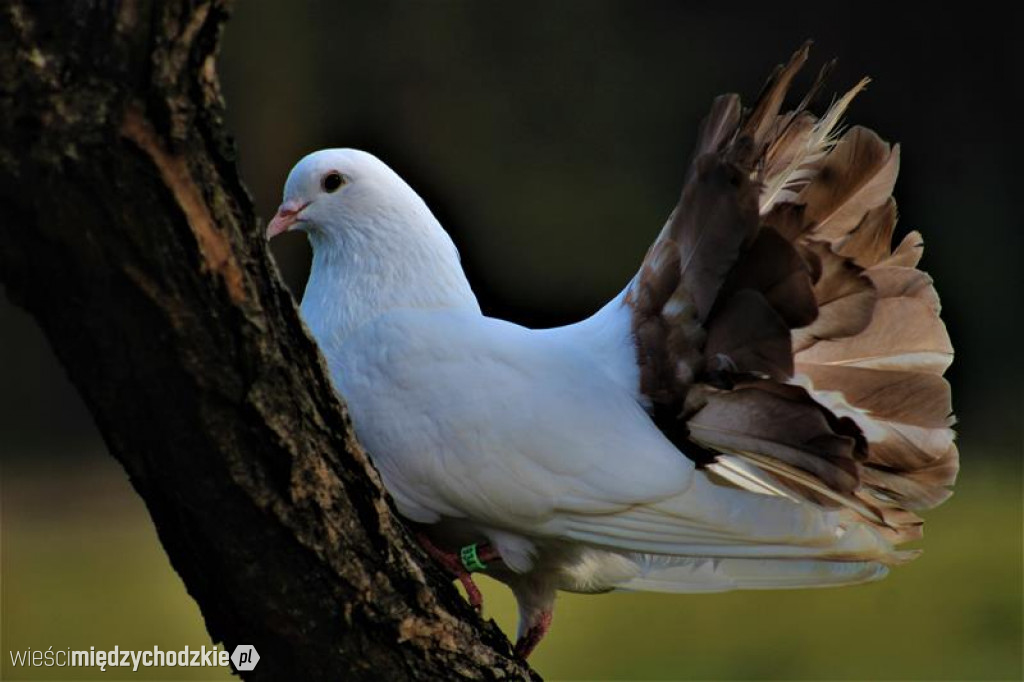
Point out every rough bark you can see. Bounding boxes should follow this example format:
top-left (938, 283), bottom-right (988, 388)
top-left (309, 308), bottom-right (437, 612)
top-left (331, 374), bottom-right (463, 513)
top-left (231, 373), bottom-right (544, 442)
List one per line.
top-left (0, 2), bottom-right (536, 680)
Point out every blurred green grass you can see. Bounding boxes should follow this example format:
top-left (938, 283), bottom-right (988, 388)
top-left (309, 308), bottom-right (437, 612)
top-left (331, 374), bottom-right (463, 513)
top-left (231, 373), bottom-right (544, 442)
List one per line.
top-left (2, 456), bottom-right (1020, 681)
top-left (1, 460), bottom-right (233, 681)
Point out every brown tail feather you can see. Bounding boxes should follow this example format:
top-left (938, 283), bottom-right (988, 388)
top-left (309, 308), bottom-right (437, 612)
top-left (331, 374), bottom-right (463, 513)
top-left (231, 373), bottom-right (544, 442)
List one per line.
top-left (799, 127), bottom-right (901, 240)
top-left (837, 198), bottom-right (898, 267)
top-left (792, 240), bottom-right (877, 350)
top-left (739, 42), bottom-right (811, 157)
top-left (626, 45), bottom-right (957, 553)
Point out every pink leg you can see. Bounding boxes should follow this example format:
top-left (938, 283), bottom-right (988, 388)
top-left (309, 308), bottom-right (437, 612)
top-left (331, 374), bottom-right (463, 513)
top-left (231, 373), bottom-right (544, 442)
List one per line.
top-left (514, 610), bottom-right (553, 659)
top-left (416, 534), bottom-right (495, 612)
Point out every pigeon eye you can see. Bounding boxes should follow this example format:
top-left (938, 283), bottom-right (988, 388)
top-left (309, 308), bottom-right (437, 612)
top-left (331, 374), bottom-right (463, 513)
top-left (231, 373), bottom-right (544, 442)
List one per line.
top-left (322, 171), bottom-right (346, 193)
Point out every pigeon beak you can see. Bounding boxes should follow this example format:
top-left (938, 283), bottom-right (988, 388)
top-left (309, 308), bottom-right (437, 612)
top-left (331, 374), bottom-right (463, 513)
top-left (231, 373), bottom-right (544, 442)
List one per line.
top-left (266, 199), bottom-right (310, 240)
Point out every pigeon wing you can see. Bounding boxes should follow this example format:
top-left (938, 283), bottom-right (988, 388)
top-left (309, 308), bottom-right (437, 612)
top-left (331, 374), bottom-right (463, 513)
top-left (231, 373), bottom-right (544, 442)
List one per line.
top-left (331, 310), bottom-right (868, 560)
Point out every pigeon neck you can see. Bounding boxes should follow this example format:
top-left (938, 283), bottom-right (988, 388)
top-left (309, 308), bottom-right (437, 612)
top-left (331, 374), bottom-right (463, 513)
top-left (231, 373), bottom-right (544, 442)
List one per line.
top-left (299, 209), bottom-right (480, 345)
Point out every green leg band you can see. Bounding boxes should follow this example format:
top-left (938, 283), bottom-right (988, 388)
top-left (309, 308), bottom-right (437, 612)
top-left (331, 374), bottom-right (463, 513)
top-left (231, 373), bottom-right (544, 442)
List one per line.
top-left (460, 543), bottom-right (488, 572)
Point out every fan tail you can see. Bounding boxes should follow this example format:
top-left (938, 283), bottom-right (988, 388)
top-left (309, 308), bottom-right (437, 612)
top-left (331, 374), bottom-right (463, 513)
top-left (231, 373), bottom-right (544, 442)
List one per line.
top-left (624, 45), bottom-right (957, 549)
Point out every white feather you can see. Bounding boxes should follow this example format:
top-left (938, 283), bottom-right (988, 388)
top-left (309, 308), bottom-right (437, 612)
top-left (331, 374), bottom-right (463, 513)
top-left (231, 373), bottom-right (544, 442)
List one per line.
top-left (621, 555), bottom-right (888, 593)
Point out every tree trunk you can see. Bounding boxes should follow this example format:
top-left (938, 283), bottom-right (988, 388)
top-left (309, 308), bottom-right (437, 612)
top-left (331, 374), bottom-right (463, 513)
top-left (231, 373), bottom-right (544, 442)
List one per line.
top-left (0, 2), bottom-right (536, 679)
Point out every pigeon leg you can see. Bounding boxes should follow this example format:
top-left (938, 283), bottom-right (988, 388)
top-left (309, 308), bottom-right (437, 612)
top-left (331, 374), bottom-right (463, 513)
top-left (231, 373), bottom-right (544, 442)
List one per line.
top-left (416, 534), bottom-right (497, 611)
top-left (514, 609), bottom-right (553, 659)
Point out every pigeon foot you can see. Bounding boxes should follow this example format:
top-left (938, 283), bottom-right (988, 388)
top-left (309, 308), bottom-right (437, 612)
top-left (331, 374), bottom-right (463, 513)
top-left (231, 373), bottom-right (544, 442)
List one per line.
top-left (416, 533), bottom-right (498, 611)
top-left (514, 609), bottom-right (552, 659)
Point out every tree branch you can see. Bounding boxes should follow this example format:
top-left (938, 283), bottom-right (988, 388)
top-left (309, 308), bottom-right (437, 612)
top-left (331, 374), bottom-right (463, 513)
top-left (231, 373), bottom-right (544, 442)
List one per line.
top-left (0, 1), bottom-right (536, 679)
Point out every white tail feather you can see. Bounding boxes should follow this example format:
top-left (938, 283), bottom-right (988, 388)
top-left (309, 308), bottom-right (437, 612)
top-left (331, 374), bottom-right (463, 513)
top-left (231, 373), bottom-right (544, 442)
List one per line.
top-left (621, 555), bottom-right (888, 593)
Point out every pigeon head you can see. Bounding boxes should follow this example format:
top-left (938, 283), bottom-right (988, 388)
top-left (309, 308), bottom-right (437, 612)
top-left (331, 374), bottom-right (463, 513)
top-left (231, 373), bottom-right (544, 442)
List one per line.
top-left (266, 148), bottom-right (405, 241)
top-left (268, 148), bottom-right (479, 340)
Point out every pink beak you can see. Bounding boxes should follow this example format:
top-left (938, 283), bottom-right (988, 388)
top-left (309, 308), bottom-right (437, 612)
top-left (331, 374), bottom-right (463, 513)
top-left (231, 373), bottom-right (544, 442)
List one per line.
top-left (266, 199), bottom-right (310, 240)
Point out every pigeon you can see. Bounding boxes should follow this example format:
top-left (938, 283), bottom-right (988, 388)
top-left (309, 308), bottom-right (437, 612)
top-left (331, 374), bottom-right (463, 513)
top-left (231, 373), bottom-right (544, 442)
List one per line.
top-left (266, 46), bottom-right (957, 659)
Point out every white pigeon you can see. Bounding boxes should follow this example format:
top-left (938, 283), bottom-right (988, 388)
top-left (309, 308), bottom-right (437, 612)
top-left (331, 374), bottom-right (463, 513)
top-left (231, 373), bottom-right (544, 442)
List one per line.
top-left (266, 47), bottom-right (956, 658)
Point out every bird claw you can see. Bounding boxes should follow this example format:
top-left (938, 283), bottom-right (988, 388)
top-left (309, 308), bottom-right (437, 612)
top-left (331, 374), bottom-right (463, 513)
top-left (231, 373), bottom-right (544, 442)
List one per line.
top-left (458, 573), bottom-right (484, 611)
top-left (513, 610), bottom-right (553, 659)
top-left (416, 533), bottom-right (496, 612)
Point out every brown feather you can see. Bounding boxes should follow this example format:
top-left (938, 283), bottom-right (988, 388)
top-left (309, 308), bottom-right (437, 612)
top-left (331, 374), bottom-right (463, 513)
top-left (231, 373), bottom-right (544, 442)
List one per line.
top-left (796, 364), bottom-right (953, 428)
top-left (763, 201), bottom-right (814, 242)
top-left (719, 227), bottom-right (818, 328)
top-left (732, 453), bottom-right (884, 521)
top-left (799, 127), bottom-right (900, 241)
top-left (704, 290), bottom-right (794, 380)
top-left (899, 452), bottom-right (960, 488)
top-left (740, 43), bottom-right (811, 155)
top-left (762, 112), bottom-right (816, 187)
top-left (668, 154), bottom-right (761, 323)
top-left (854, 500), bottom-right (924, 544)
top-left (879, 230), bottom-right (925, 268)
top-left (796, 297), bottom-right (953, 374)
top-left (860, 465), bottom-right (954, 511)
top-left (865, 432), bottom-right (956, 477)
top-left (629, 240), bottom-right (699, 404)
top-left (694, 95), bottom-right (742, 160)
top-left (687, 382), bottom-right (860, 492)
top-left (867, 266), bottom-right (941, 312)
top-left (792, 241), bottom-right (877, 350)
top-left (836, 198), bottom-right (898, 267)
top-left (625, 47), bottom-right (957, 548)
